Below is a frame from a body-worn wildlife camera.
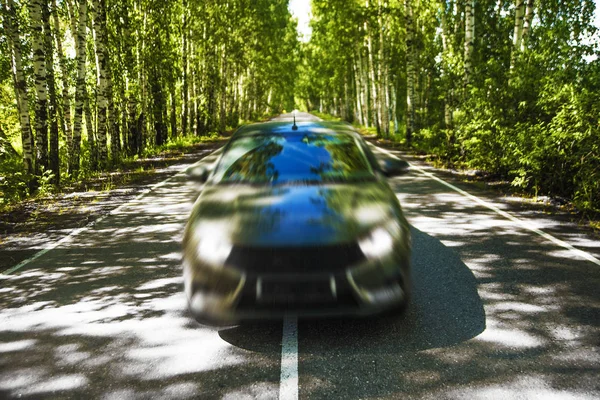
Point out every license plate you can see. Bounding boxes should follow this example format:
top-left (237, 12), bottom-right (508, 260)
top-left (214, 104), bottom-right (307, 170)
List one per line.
top-left (258, 277), bottom-right (335, 304)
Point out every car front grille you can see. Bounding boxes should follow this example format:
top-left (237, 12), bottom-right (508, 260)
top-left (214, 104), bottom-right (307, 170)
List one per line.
top-left (225, 242), bottom-right (365, 274)
top-left (236, 273), bottom-right (360, 311)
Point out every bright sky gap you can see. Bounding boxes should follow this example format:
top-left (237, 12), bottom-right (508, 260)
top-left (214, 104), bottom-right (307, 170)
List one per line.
top-left (288, 0), bottom-right (312, 42)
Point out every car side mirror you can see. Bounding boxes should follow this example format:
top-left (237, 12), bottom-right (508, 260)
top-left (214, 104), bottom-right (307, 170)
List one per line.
top-left (380, 158), bottom-right (410, 177)
top-left (186, 164), bottom-right (211, 182)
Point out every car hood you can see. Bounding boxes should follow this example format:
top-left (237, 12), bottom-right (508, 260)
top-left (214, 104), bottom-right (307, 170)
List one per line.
top-left (186, 182), bottom-right (402, 246)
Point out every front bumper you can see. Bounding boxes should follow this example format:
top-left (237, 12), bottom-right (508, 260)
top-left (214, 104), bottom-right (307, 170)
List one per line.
top-left (183, 255), bottom-right (410, 325)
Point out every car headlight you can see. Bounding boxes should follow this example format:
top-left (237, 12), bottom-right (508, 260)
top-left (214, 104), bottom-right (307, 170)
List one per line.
top-left (184, 227), bottom-right (243, 307)
top-left (358, 223), bottom-right (399, 259)
top-left (196, 234), bottom-right (233, 266)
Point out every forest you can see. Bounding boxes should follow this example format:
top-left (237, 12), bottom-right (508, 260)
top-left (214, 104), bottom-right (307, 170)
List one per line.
top-left (0, 0), bottom-right (599, 213)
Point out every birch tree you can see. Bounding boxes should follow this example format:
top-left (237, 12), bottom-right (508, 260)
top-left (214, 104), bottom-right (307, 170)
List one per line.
top-left (52, 0), bottom-right (72, 157)
top-left (69, 0), bottom-right (88, 174)
top-left (510, 0), bottom-right (526, 71)
top-left (464, 0), bottom-right (475, 86)
top-left (1, 0), bottom-right (33, 174)
top-left (29, 0), bottom-right (49, 176)
top-left (520, 0), bottom-right (534, 52)
top-left (92, 0), bottom-right (109, 166)
top-left (405, 0), bottom-right (415, 143)
top-left (42, 0), bottom-right (60, 184)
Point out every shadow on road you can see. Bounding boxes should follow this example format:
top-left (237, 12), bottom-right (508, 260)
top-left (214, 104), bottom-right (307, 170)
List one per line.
top-left (218, 226), bottom-right (485, 355)
top-left (0, 174), bottom-right (281, 399)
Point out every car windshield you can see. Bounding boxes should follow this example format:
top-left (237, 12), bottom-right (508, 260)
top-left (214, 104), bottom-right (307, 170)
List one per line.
top-left (212, 133), bottom-right (375, 184)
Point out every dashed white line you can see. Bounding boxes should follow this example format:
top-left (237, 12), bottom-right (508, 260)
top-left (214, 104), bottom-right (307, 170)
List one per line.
top-left (280, 314), bottom-right (299, 400)
top-left (372, 144), bottom-right (600, 267)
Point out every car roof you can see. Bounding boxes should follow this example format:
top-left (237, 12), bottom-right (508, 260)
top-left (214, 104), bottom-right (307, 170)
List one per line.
top-left (231, 120), bottom-right (363, 140)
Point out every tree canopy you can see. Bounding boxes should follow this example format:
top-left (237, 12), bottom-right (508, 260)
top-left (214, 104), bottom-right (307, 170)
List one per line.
top-left (0, 0), bottom-right (599, 212)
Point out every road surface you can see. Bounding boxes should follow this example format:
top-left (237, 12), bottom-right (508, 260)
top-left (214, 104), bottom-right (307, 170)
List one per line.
top-left (0, 113), bottom-right (598, 399)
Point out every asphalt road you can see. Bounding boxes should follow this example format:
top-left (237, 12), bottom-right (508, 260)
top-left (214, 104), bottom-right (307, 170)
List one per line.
top-left (1, 113), bottom-right (599, 399)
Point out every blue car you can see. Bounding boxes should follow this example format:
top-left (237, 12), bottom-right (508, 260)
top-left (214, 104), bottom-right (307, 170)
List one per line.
top-left (183, 120), bottom-right (411, 324)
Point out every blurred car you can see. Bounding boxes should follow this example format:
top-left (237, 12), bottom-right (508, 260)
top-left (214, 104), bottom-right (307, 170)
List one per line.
top-left (183, 120), bottom-right (411, 324)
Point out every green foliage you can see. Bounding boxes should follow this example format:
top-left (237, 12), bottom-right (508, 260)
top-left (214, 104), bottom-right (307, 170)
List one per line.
top-left (0, 156), bottom-right (30, 206)
top-left (302, 0), bottom-right (599, 212)
top-left (1, 0), bottom-right (599, 215)
top-left (140, 134), bottom-right (221, 158)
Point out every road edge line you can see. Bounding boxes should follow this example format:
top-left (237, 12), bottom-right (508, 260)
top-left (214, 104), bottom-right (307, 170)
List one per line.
top-left (372, 145), bottom-right (600, 267)
top-left (0, 152), bottom-right (212, 277)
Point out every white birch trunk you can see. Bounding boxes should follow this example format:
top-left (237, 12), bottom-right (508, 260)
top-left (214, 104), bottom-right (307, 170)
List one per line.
top-left (52, 0), bottom-right (72, 156)
top-left (181, 6), bottom-right (189, 136)
top-left (70, 0), bottom-right (88, 174)
top-left (353, 57), bottom-right (364, 125)
top-left (405, 0), bottom-right (416, 143)
top-left (43, 0), bottom-right (60, 184)
top-left (378, 0), bottom-right (389, 138)
top-left (3, 0), bottom-right (34, 173)
top-left (510, 0), bottom-right (525, 71)
top-left (29, 0), bottom-right (48, 175)
top-left (521, 0), bottom-right (534, 52)
top-left (464, 0), bottom-right (475, 86)
top-left (366, 0), bottom-right (380, 135)
top-left (92, 0), bottom-right (109, 166)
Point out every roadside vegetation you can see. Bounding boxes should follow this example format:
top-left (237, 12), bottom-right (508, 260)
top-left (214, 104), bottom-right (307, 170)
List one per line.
top-left (299, 0), bottom-right (599, 217)
top-left (0, 0), bottom-right (296, 209)
top-left (1, 0), bottom-right (598, 223)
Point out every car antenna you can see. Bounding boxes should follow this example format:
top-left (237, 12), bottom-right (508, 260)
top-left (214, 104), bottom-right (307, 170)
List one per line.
top-left (292, 112), bottom-right (298, 131)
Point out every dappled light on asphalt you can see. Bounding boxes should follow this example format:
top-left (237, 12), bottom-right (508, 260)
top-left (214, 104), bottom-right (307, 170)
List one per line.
top-left (0, 173), bottom-right (280, 399)
top-left (370, 158), bottom-right (599, 399)
top-left (1, 146), bottom-right (598, 399)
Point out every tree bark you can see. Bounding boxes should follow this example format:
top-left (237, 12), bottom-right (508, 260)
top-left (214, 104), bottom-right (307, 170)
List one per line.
top-left (181, 6), bottom-right (189, 136)
top-left (378, 0), bottom-right (389, 138)
top-left (353, 56), bottom-right (364, 125)
top-left (2, 0), bottom-right (34, 174)
top-left (85, 96), bottom-right (97, 169)
top-left (521, 0), bottom-right (534, 52)
top-left (366, 0), bottom-right (381, 136)
top-left (510, 0), bottom-right (526, 71)
top-left (405, 0), bottom-right (416, 144)
top-left (43, 0), bottom-right (60, 185)
top-left (29, 0), bottom-right (49, 176)
top-left (52, 0), bottom-right (72, 158)
top-left (464, 0), bottom-right (475, 86)
top-left (69, 0), bottom-right (88, 174)
top-left (92, 0), bottom-right (110, 167)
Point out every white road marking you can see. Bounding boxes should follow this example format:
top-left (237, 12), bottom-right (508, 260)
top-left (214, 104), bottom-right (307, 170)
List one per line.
top-left (280, 314), bottom-right (299, 400)
top-left (372, 144), bottom-right (600, 267)
top-left (1, 150), bottom-right (216, 276)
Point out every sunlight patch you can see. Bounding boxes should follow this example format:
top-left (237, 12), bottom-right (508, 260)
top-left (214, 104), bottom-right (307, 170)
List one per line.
top-left (440, 240), bottom-right (465, 247)
top-left (123, 329), bottom-right (246, 379)
top-left (55, 267), bottom-right (78, 271)
top-left (160, 252), bottom-right (182, 261)
top-left (0, 339), bottom-right (37, 353)
top-left (442, 375), bottom-right (597, 400)
top-left (550, 325), bottom-right (583, 342)
top-left (222, 382), bottom-right (279, 400)
top-left (0, 368), bottom-right (46, 390)
top-left (21, 374), bottom-right (88, 395)
top-left (476, 326), bottom-right (544, 348)
top-left (137, 277), bottom-right (182, 291)
top-left (489, 302), bottom-right (548, 313)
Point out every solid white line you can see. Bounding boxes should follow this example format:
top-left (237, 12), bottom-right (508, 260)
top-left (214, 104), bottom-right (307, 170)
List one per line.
top-left (372, 144), bottom-right (600, 267)
top-left (0, 150), bottom-right (216, 276)
top-left (280, 314), bottom-right (299, 400)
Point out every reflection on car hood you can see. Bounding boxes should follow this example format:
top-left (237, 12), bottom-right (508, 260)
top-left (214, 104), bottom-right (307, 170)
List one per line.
top-left (188, 182), bottom-right (401, 246)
